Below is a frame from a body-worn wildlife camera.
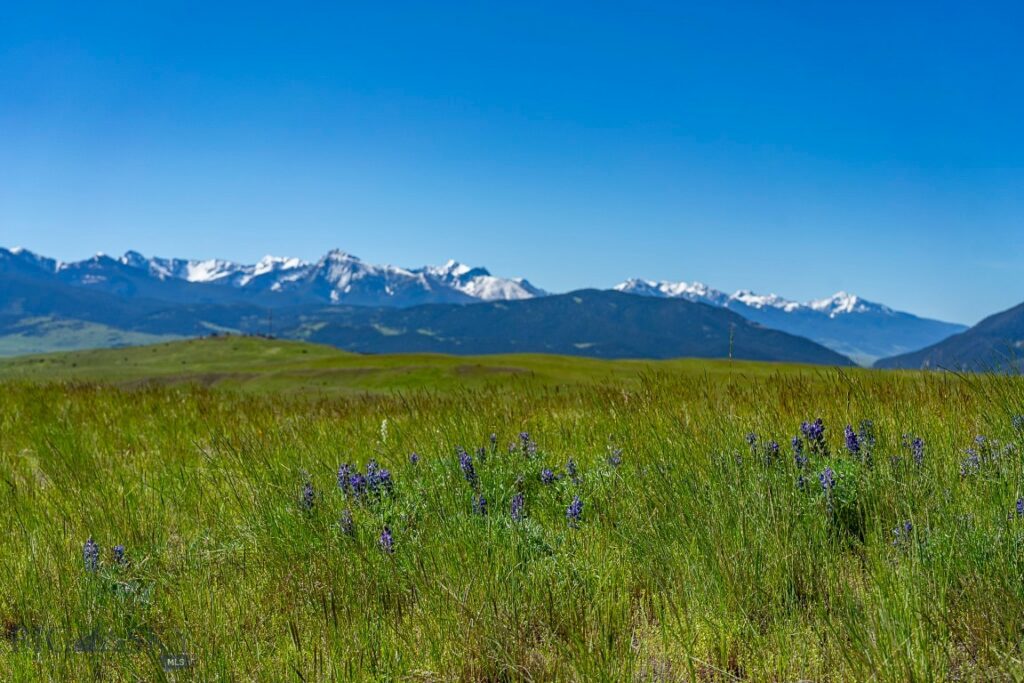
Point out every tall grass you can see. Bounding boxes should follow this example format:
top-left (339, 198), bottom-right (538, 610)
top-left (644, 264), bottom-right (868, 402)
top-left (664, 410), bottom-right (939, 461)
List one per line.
top-left (1, 368), bottom-right (1024, 680)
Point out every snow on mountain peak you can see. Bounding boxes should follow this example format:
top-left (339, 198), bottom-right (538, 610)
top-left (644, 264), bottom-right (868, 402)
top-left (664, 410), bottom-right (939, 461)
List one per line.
top-left (728, 289), bottom-right (803, 312)
top-left (616, 278), bottom-right (897, 319)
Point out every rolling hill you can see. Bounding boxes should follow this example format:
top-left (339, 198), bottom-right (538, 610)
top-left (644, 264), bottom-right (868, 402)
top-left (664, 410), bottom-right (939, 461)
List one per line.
top-left (875, 301), bottom-right (1024, 371)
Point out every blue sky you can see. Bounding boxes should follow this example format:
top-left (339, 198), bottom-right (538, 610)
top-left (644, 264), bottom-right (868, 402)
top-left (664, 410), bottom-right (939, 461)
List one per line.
top-left (2, 1), bottom-right (1022, 324)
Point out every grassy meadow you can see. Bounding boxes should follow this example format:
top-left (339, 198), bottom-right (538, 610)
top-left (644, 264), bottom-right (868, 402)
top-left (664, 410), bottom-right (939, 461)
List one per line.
top-left (2, 337), bottom-right (1024, 680)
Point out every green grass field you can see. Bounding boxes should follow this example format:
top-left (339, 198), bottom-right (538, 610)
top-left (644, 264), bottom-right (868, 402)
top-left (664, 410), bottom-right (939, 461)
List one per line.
top-left (2, 337), bottom-right (1024, 680)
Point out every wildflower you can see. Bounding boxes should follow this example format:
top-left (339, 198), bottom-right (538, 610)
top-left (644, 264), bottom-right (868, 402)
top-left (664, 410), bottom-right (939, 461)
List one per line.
top-left (766, 440), bottom-right (780, 458)
top-left (300, 480), bottom-right (315, 511)
top-left (540, 468), bottom-right (556, 485)
top-left (1016, 498), bottom-right (1024, 518)
top-left (801, 418), bottom-right (827, 454)
top-left (458, 448), bottom-right (478, 488)
top-left (566, 496), bottom-right (583, 527)
top-left (83, 537), bottom-right (99, 572)
top-left (566, 458), bottom-right (580, 483)
top-left (510, 492), bottom-right (525, 521)
top-left (348, 472), bottom-right (368, 498)
top-left (339, 509), bottom-right (354, 535)
top-left (911, 438), bottom-right (925, 467)
top-left (337, 463), bottom-right (353, 492)
top-left (792, 437), bottom-right (808, 469)
top-left (519, 432), bottom-right (538, 458)
top-left (960, 451), bottom-right (980, 477)
top-left (607, 447), bottom-right (623, 468)
top-left (819, 467), bottom-right (835, 493)
top-left (112, 545), bottom-right (126, 565)
top-left (745, 433), bottom-right (758, 450)
top-left (892, 520), bottom-right (913, 546)
top-left (379, 527), bottom-right (394, 553)
top-left (473, 494), bottom-right (488, 516)
top-left (366, 460), bottom-right (392, 495)
top-left (844, 425), bottom-right (860, 456)
top-left (409, 452), bottom-right (420, 465)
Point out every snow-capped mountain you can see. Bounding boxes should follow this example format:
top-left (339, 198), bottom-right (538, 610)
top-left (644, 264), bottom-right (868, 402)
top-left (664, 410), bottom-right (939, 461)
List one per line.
top-left (614, 278), bottom-right (965, 365)
top-left (6, 247), bottom-right (545, 308)
top-left (0, 245), bottom-right (967, 365)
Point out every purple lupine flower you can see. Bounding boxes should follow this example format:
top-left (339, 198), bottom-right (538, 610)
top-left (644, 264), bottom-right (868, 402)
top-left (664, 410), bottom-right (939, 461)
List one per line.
top-left (607, 447), bottom-right (623, 468)
top-left (1016, 498), bottom-right (1024, 518)
top-left (892, 520), bottom-right (913, 546)
top-left (566, 459), bottom-right (579, 483)
top-left (844, 425), bottom-right (860, 455)
top-left (566, 496), bottom-right (583, 527)
top-left (112, 545), bottom-right (126, 565)
top-left (409, 452), bottom-right (420, 465)
top-left (339, 509), bottom-right (354, 535)
top-left (378, 527), bottom-right (394, 553)
top-left (792, 437), bottom-right (808, 469)
top-left (801, 418), bottom-right (827, 454)
top-left (911, 437), bottom-right (925, 467)
top-left (960, 451), bottom-right (980, 477)
top-left (473, 494), bottom-right (488, 516)
top-left (83, 537), bottom-right (99, 572)
top-left (540, 468), bottom-right (556, 485)
top-left (348, 472), bottom-right (368, 497)
top-left (337, 463), bottom-right (353, 493)
top-left (819, 467), bottom-right (835, 493)
top-left (300, 480), bottom-right (316, 511)
top-left (458, 448), bottom-right (478, 488)
top-left (510, 492), bottom-right (525, 521)
top-left (766, 440), bottom-right (780, 457)
top-left (796, 474), bottom-right (806, 489)
top-left (745, 433), bottom-right (758, 450)
top-left (366, 460), bottom-right (392, 495)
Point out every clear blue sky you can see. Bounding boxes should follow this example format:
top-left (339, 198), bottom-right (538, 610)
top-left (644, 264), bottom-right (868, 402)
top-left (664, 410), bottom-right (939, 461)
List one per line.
top-left (2, 1), bottom-right (1022, 324)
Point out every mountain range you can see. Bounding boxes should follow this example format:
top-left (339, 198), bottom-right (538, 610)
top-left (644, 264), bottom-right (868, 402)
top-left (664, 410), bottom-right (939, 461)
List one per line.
top-left (614, 279), bottom-right (966, 365)
top-left (0, 246), bottom-right (983, 366)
